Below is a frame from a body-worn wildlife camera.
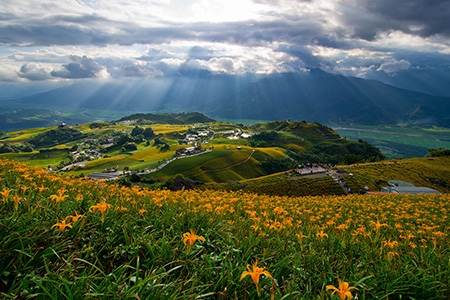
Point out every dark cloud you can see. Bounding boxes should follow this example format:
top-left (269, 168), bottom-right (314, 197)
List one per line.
top-left (0, 24), bottom-right (101, 46)
top-left (339, 0), bottom-right (450, 40)
top-left (48, 13), bottom-right (109, 24)
top-left (51, 56), bottom-right (108, 79)
top-left (0, 13), bottom-right (16, 21)
top-left (252, 0), bottom-right (312, 4)
top-left (276, 44), bottom-right (323, 68)
top-left (0, 13), bottom-right (325, 48)
top-left (18, 64), bottom-right (52, 81)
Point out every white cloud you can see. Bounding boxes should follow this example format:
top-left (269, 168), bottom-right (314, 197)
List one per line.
top-left (377, 59), bottom-right (411, 74)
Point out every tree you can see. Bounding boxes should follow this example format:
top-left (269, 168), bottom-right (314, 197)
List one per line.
top-left (0, 144), bottom-right (14, 153)
top-left (122, 142), bottom-right (138, 152)
top-left (428, 148), bottom-right (450, 157)
top-left (158, 143), bottom-right (170, 151)
top-left (143, 127), bottom-right (155, 139)
top-left (131, 126), bottom-right (145, 137)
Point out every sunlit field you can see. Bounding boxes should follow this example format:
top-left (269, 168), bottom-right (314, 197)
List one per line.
top-left (1, 158), bottom-right (449, 299)
top-left (341, 157), bottom-right (450, 194)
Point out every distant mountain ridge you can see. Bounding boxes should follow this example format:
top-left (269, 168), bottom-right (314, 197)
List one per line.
top-left (119, 112), bottom-right (215, 124)
top-left (1, 69), bottom-right (449, 132)
top-left (206, 70), bottom-right (450, 126)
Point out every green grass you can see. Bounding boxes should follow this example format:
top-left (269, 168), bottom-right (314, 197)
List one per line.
top-left (68, 158), bottom-right (165, 176)
top-left (0, 150), bottom-right (71, 168)
top-left (146, 148), bottom-right (282, 183)
top-left (146, 150), bottom-right (234, 179)
top-left (210, 138), bottom-right (250, 146)
top-left (0, 127), bottom-right (56, 142)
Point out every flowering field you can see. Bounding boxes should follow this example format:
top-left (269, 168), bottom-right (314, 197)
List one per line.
top-left (1, 158), bottom-right (449, 299)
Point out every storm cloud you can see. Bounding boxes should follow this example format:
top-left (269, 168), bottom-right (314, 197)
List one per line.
top-left (0, 0), bottom-right (449, 89)
top-left (51, 56), bottom-right (109, 79)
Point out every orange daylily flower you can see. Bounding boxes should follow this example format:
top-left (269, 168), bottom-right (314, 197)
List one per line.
top-left (296, 233), bottom-right (307, 244)
top-left (66, 211), bottom-right (84, 223)
top-left (182, 229), bottom-right (205, 247)
top-left (0, 188), bottom-right (11, 202)
top-left (52, 219), bottom-right (73, 232)
top-left (12, 195), bottom-right (21, 211)
top-left (326, 279), bottom-right (358, 300)
top-left (383, 239), bottom-right (399, 249)
top-left (240, 260), bottom-right (272, 296)
top-left (49, 191), bottom-right (69, 203)
top-left (317, 230), bottom-right (328, 238)
top-left (370, 220), bottom-right (388, 230)
top-left (89, 201), bottom-right (112, 216)
top-left (388, 251), bottom-right (399, 260)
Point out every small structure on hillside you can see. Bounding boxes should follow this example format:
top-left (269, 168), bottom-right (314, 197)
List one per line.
top-left (175, 146), bottom-right (202, 156)
top-left (381, 180), bottom-right (440, 194)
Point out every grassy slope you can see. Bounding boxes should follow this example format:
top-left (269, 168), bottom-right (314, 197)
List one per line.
top-left (198, 155), bottom-right (450, 196)
top-left (0, 127), bottom-right (56, 142)
top-left (0, 150), bottom-right (71, 168)
top-left (252, 121), bottom-right (341, 141)
top-left (198, 171), bottom-right (345, 197)
top-left (341, 156), bottom-right (450, 194)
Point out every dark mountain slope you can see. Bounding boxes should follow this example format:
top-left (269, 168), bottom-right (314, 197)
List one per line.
top-left (206, 70), bottom-right (450, 125)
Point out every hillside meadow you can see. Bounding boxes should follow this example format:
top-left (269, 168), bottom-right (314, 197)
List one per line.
top-left (1, 158), bottom-right (449, 299)
top-left (340, 157), bottom-right (450, 194)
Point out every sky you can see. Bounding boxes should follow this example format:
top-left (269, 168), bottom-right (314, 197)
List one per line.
top-left (1, 0), bottom-right (450, 90)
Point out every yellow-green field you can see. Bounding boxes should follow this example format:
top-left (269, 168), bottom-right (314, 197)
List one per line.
top-left (0, 127), bottom-right (56, 142)
top-left (339, 156), bottom-right (450, 194)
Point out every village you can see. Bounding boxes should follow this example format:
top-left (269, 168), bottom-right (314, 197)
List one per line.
top-left (63, 122), bottom-right (257, 180)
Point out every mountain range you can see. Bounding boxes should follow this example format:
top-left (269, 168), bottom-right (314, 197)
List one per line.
top-left (1, 69), bottom-right (449, 131)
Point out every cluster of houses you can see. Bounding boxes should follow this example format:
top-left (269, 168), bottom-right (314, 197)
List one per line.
top-left (70, 138), bottom-right (116, 166)
top-left (227, 130), bottom-right (254, 140)
top-left (184, 128), bottom-right (254, 144)
top-left (120, 120), bottom-right (137, 126)
top-left (175, 147), bottom-right (203, 156)
top-left (184, 130), bottom-right (214, 144)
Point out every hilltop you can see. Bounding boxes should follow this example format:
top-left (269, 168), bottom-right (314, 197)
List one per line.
top-left (118, 112), bottom-right (216, 124)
